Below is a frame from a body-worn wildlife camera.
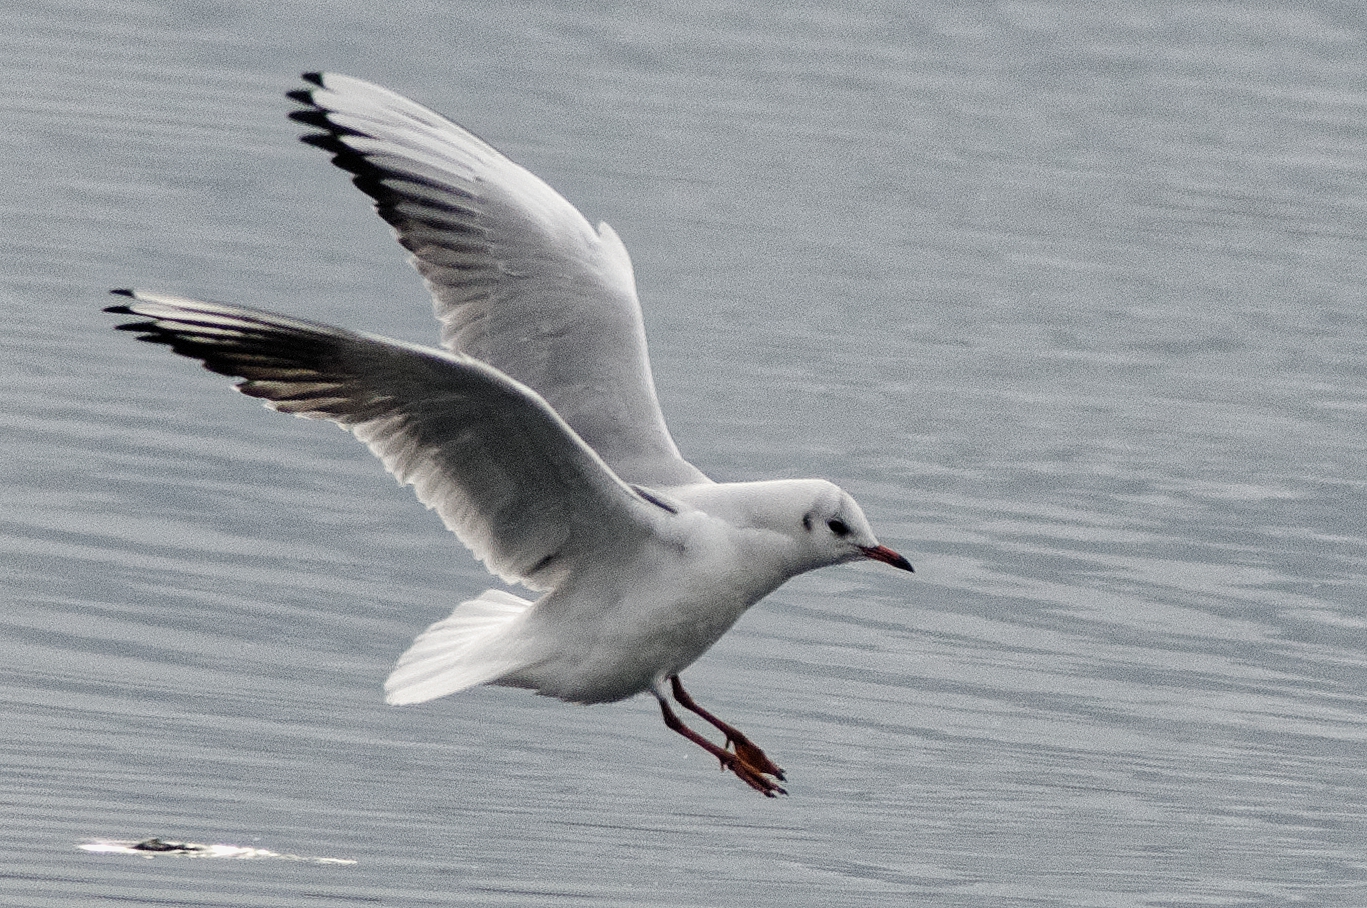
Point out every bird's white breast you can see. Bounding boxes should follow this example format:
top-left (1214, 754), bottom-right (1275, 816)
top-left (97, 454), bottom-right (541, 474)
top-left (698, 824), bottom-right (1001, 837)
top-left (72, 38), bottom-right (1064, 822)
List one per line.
top-left (502, 509), bottom-right (798, 704)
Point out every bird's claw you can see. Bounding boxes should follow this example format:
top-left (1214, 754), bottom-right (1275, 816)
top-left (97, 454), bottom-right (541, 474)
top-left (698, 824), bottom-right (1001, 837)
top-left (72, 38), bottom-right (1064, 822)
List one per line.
top-left (726, 733), bottom-right (786, 781)
top-left (712, 733), bottom-right (786, 796)
top-left (716, 750), bottom-right (787, 797)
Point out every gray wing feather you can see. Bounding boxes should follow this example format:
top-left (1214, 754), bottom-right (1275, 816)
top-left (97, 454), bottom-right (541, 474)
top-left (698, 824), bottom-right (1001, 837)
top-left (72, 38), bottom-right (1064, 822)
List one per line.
top-left (288, 72), bottom-right (708, 489)
top-left (107, 291), bottom-right (655, 590)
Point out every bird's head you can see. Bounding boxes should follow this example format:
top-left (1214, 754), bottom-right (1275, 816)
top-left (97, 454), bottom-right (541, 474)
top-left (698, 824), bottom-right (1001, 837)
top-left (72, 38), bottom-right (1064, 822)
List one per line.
top-left (682, 479), bottom-right (913, 576)
top-left (792, 480), bottom-right (914, 574)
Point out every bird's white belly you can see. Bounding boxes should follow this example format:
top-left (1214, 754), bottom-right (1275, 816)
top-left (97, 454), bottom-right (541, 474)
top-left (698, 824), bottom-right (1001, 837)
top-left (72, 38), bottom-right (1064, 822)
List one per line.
top-left (511, 597), bottom-right (746, 704)
top-left (504, 529), bottom-right (788, 704)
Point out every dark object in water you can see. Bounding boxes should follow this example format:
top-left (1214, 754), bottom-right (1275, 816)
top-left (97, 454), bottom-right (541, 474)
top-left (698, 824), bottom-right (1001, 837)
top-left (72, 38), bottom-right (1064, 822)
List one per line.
top-left (129, 838), bottom-right (203, 854)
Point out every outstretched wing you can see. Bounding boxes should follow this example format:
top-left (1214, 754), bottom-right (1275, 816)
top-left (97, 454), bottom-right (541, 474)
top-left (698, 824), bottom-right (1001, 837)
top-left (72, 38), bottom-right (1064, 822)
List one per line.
top-left (288, 72), bottom-right (708, 489)
top-left (107, 290), bottom-right (662, 590)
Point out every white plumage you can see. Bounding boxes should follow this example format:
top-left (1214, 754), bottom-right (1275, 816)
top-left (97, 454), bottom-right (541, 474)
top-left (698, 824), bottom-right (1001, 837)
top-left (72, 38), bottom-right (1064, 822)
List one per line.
top-left (109, 73), bottom-right (912, 796)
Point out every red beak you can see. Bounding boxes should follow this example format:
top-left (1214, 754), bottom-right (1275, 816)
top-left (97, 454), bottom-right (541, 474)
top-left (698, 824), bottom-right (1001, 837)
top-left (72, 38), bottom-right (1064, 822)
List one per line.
top-left (862, 545), bottom-right (914, 572)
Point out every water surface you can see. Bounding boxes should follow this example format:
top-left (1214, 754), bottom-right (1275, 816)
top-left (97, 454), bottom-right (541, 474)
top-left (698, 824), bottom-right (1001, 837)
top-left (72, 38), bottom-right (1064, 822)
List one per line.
top-left (3, 2), bottom-right (1366, 906)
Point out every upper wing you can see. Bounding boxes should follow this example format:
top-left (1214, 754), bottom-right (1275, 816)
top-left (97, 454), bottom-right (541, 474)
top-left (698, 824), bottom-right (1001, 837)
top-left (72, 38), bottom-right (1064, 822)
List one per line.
top-left (287, 72), bottom-right (708, 489)
top-left (106, 290), bottom-right (664, 591)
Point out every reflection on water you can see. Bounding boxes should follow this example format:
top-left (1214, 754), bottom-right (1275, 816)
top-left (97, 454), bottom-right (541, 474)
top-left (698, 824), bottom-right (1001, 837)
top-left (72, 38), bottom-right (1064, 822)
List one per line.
top-left (4, 1), bottom-right (1367, 906)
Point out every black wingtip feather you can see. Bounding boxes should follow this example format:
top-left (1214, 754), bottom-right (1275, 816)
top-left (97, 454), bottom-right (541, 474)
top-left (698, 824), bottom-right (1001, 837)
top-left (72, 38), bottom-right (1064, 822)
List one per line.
top-left (301, 71), bottom-right (324, 86)
top-left (110, 319), bottom-right (159, 333)
top-left (295, 130), bottom-right (330, 148)
top-left (292, 113), bottom-right (367, 144)
top-left (106, 289), bottom-right (136, 314)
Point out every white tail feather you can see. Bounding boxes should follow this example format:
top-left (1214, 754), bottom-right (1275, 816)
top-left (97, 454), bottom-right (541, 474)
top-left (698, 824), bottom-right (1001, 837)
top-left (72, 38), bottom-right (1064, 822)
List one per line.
top-left (384, 589), bottom-right (533, 705)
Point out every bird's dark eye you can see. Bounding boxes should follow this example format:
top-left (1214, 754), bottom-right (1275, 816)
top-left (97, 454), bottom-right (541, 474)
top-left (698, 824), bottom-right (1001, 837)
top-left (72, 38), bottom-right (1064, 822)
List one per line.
top-left (827, 518), bottom-right (850, 537)
top-left (802, 513), bottom-right (813, 532)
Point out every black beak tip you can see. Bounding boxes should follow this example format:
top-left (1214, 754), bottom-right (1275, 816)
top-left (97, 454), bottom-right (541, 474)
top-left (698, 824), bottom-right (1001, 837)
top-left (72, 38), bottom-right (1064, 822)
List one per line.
top-left (863, 545), bottom-right (915, 573)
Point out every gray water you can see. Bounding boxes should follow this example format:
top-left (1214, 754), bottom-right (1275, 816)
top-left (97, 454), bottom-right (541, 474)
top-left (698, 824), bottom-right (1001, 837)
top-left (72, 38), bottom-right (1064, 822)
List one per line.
top-left (4, 1), bottom-right (1366, 905)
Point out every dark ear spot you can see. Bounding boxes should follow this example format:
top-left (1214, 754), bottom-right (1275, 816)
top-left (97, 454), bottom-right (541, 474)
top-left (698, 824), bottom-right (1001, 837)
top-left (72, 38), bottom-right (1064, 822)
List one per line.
top-left (802, 512), bottom-right (813, 532)
top-left (827, 518), bottom-right (851, 537)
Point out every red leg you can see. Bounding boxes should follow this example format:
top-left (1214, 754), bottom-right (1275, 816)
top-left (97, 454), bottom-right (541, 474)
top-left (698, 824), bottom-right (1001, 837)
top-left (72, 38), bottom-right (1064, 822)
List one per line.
top-left (670, 676), bottom-right (786, 781)
top-left (655, 692), bottom-right (786, 797)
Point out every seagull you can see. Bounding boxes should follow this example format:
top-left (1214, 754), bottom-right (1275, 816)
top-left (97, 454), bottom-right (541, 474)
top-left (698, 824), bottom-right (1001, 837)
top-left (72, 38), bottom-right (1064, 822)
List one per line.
top-left (107, 72), bottom-right (913, 797)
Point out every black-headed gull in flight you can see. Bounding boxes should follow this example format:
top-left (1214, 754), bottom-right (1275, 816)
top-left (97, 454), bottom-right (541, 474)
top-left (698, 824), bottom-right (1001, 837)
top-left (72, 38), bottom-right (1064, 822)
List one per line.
top-left (107, 72), bottom-right (913, 796)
